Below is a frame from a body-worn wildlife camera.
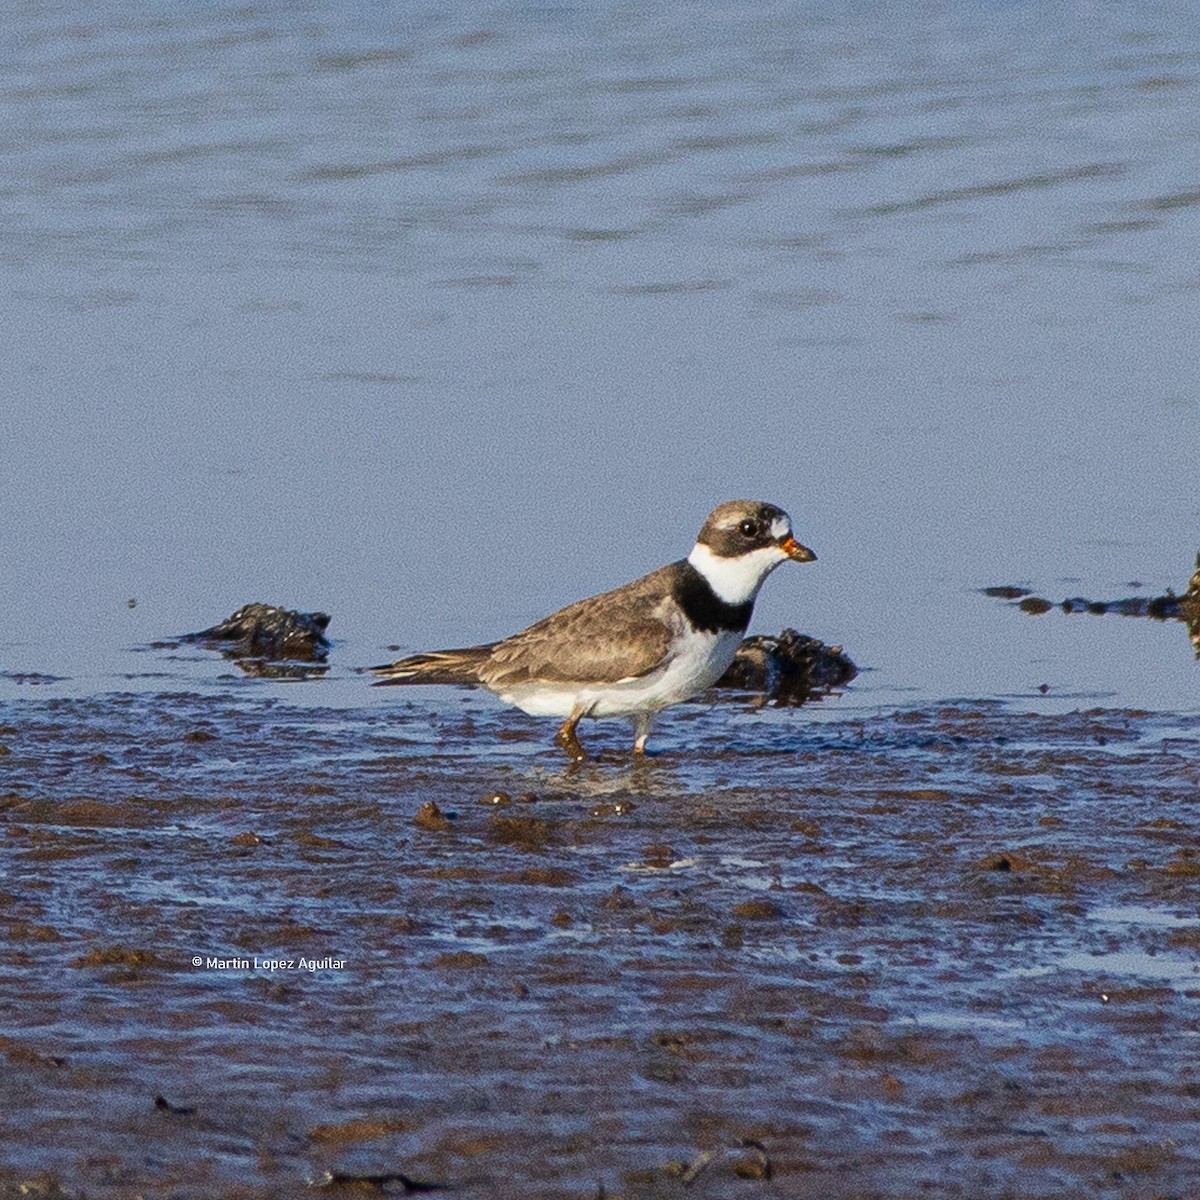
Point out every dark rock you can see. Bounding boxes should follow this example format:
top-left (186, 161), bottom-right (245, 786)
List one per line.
top-left (716, 628), bottom-right (858, 706)
top-left (181, 603), bottom-right (331, 662)
top-left (993, 552), bottom-right (1200, 658)
top-left (1018, 597), bottom-right (1054, 615)
top-left (413, 801), bottom-right (452, 832)
top-left (978, 852), bottom-right (1035, 872)
top-left (1185, 553), bottom-right (1200, 656)
top-left (163, 604), bottom-right (332, 676)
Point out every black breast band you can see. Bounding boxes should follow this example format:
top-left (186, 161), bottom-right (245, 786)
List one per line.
top-left (672, 563), bottom-right (753, 634)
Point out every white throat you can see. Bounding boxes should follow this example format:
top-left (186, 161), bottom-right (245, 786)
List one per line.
top-left (687, 542), bottom-right (787, 606)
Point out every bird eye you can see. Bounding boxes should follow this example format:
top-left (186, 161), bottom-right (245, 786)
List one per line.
top-left (738, 519), bottom-right (760, 538)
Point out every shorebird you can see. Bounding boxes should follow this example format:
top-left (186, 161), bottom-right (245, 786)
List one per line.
top-left (370, 500), bottom-right (816, 759)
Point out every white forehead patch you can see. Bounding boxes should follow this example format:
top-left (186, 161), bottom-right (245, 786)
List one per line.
top-left (770, 514), bottom-right (791, 540)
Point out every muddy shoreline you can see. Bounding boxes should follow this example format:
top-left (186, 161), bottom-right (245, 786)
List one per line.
top-left (1, 692), bottom-right (1198, 1198)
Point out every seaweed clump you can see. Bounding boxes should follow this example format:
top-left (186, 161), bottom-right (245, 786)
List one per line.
top-left (716, 628), bottom-right (858, 706)
top-left (987, 552), bottom-right (1200, 658)
top-left (164, 603), bottom-right (332, 678)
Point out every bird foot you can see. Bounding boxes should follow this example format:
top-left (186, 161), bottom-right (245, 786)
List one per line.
top-left (555, 720), bottom-right (588, 762)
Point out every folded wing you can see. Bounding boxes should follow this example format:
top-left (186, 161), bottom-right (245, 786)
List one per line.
top-left (479, 564), bottom-right (680, 690)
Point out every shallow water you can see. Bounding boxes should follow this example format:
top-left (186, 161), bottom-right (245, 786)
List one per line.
top-left (2, 0), bottom-right (1198, 712)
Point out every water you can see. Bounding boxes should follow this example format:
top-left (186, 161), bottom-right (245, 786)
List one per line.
top-left (2, 0), bottom-right (1198, 714)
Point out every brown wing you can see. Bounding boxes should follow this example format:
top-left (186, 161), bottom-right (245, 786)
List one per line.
top-left (478, 563), bottom-right (682, 690)
top-left (369, 645), bottom-right (495, 685)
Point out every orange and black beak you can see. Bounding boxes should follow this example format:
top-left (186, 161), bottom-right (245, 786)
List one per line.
top-left (780, 534), bottom-right (817, 563)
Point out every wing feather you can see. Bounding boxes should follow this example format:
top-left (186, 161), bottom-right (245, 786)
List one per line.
top-left (478, 563), bottom-right (683, 689)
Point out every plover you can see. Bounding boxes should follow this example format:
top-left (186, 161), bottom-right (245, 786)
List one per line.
top-left (370, 500), bottom-right (816, 759)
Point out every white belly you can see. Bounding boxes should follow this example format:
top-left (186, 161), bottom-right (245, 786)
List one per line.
top-left (495, 626), bottom-right (744, 719)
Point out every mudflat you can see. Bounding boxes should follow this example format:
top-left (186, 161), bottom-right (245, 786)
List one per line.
top-left (1, 693), bottom-right (1197, 1198)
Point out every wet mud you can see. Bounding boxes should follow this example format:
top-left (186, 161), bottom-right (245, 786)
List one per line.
top-left (1, 693), bottom-right (1199, 1198)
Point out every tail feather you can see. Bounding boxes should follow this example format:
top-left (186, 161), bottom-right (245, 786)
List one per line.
top-left (368, 645), bottom-right (494, 687)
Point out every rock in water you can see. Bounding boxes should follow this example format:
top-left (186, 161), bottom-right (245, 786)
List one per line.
top-left (182, 604), bottom-right (331, 662)
top-left (717, 628), bottom-right (858, 706)
top-left (1184, 553), bottom-right (1200, 656)
top-left (988, 550), bottom-right (1200, 659)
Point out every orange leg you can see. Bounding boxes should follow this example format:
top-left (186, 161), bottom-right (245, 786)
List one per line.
top-left (555, 708), bottom-right (588, 761)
